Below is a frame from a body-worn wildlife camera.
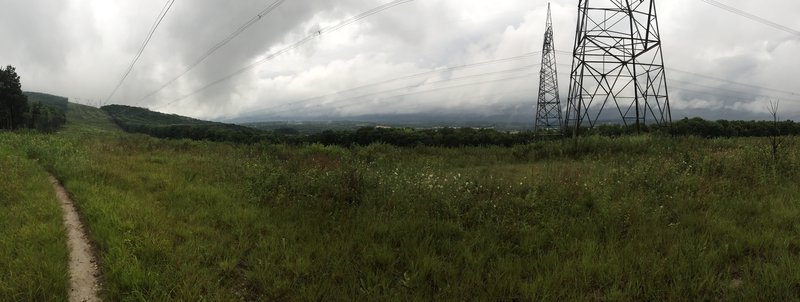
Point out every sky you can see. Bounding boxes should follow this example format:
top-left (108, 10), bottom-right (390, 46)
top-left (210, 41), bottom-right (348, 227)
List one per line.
top-left (1, 0), bottom-right (798, 122)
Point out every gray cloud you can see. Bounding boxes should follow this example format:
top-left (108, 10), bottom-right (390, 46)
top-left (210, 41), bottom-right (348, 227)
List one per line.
top-left (1, 0), bottom-right (798, 121)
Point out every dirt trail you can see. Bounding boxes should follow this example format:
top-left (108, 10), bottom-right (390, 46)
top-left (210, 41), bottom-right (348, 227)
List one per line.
top-left (49, 176), bottom-right (101, 302)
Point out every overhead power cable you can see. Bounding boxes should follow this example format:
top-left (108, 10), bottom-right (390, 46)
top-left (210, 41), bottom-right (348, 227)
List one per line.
top-left (701, 0), bottom-right (800, 37)
top-left (263, 70), bottom-right (537, 117)
top-left (275, 85), bottom-right (541, 120)
top-left (152, 0), bottom-right (414, 110)
top-left (551, 51), bottom-right (800, 97)
top-left (136, 0), bottom-right (286, 104)
top-left (105, 0), bottom-right (176, 105)
top-left (666, 68), bottom-right (800, 97)
top-left (670, 86), bottom-right (772, 103)
top-left (669, 78), bottom-right (800, 103)
top-left (549, 62), bottom-right (795, 104)
top-left (244, 53), bottom-right (540, 115)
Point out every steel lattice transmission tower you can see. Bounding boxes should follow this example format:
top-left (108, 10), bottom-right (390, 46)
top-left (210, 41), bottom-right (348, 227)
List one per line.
top-left (564, 0), bottom-right (672, 134)
top-left (535, 3), bottom-right (563, 133)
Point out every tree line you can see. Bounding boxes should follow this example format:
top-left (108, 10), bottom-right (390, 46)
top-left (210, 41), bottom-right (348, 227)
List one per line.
top-left (0, 66), bottom-right (66, 132)
top-left (108, 119), bottom-right (800, 147)
top-left (104, 105), bottom-right (799, 147)
top-left (589, 117), bottom-right (797, 138)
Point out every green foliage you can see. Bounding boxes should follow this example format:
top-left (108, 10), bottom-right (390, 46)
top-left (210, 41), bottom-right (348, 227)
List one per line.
top-left (307, 127), bottom-right (537, 147)
top-left (0, 66), bottom-right (29, 130)
top-left (676, 117), bottom-right (800, 138)
top-left (27, 101), bottom-right (67, 133)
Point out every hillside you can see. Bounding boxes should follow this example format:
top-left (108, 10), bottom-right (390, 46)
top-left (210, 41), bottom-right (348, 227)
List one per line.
top-left (23, 92), bottom-right (69, 111)
top-left (102, 105), bottom-right (267, 142)
top-left (65, 103), bottom-right (120, 134)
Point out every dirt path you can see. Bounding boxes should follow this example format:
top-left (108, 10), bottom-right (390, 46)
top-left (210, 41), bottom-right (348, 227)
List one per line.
top-left (49, 176), bottom-right (101, 302)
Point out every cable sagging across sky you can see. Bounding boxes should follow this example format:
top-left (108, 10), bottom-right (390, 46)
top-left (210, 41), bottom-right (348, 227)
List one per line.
top-left (136, 0), bottom-right (286, 104)
top-left (701, 0), bottom-right (800, 37)
top-left (105, 0), bottom-right (176, 105)
top-left (152, 0), bottom-right (415, 111)
top-left (243, 52), bottom-right (541, 116)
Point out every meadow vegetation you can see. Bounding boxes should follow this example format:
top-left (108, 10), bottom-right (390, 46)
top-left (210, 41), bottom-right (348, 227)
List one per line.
top-left (0, 132), bottom-right (69, 301)
top-left (3, 102), bottom-right (800, 300)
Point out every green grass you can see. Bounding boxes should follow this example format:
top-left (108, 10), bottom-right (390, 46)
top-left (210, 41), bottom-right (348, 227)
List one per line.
top-left (5, 102), bottom-right (800, 300)
top-left (0, 102), bottom-right (114, 300)
top-left (0, 132), bottom-right (69, 301)
top-left (63, 103), bottom-right (120, 135)
top-left (19, 117), bottom-right (800, 300)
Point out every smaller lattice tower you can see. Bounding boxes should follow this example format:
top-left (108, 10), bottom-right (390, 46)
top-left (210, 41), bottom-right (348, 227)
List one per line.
top-left (534, 3), bottom-right (563, 133)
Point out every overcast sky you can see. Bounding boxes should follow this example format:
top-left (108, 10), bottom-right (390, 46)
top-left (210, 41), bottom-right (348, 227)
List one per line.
top-left (1, 0), bottom-right (798, 122)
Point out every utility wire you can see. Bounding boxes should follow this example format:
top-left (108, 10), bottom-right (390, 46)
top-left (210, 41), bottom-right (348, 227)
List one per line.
top-left (105, 0), bottom-right (176, 105)
top-left (669, 78), bottom-right (800, 103)
top-left (263, 69), bottom-right (537, 117)
top-left (551, 51), bottom-right (800, 97)
top-left (549, 63), bottom-right (795, 104)
top-left (152, 0), bottom-right (414, 111)
top-left (670, 86), bottom-right (772, 103)
top-left (244, 53), bottom-right (540, 115)
top-left (701, 0), bottom-right (800, 37)
top-left (136, 0), bottom-right (286, 104)
top-left (278, 86), bottom-right (541, 121)
top-left (666, 68), bottom-right (800, 97)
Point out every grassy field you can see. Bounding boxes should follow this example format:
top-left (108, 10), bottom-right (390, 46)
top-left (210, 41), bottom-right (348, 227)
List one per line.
top-left (0, 132), bottom-right (69, 301)
top-left (3, 103), bottom-right (800, 300)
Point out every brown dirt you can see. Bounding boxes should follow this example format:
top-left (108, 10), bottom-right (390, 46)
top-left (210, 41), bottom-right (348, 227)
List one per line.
top-left (49, 176), bottom-right (101, 302)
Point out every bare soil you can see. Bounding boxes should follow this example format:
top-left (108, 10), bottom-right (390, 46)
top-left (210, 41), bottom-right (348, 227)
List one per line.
top-left (49, 176), bottom-right (101, 302)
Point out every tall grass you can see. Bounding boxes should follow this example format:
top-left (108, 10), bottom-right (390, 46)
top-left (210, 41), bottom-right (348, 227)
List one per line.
top-left (0, 132), bottom-right (69, 301)
top-left (19, 122), bottom-right (800, 300)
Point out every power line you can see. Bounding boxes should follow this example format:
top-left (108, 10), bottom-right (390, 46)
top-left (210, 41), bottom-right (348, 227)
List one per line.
top-left (701, 0), bottom-right (800, 37)
top-left (666, 68), bottom-right (800, 97)
top-left (262, 71), bottom-right (536, 117)
top-left (136, 0), bottom-right (286, 104)
top-left (669, 78), bottom-right (800, 103)
top-left (549, 63), bottom-right (794, 105)
top-left (550, 63), bottom-right (796, 105)
top-left (243, 53), bottom-right (540, 116)
top-left (671, 86), bottom-right (768, 103)
top-left (551, 51), bottom-right (800, 97)
top-left (271, 87), bottom-right (542, 121)
top-left (152, 0), bottom-right (414, 111)
top-left (105, 0), bottom-right (176, 105)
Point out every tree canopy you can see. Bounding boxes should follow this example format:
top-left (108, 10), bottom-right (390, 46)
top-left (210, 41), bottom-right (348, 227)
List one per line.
top-left (0, 66), bottom-right (29, 130)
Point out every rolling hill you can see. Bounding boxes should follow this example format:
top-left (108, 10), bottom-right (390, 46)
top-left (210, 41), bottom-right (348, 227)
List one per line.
top-left (101, 105), bottom-right (267, 142)
top-left (23, 92), bottom-right (69, 111)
